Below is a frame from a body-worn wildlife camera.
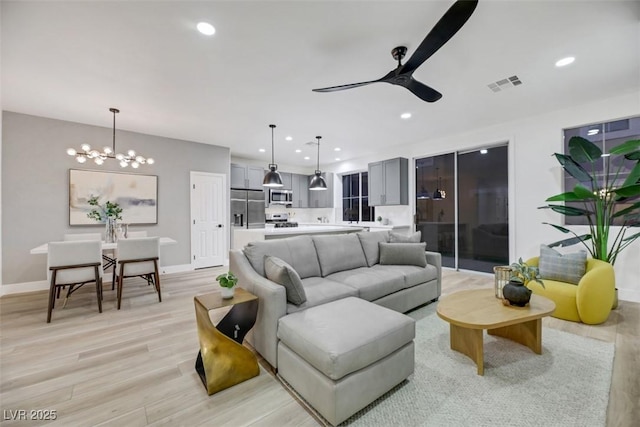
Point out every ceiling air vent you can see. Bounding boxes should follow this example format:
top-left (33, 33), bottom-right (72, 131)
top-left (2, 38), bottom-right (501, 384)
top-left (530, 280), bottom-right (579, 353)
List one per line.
top-left (488, 75), bottom-right (522, 93)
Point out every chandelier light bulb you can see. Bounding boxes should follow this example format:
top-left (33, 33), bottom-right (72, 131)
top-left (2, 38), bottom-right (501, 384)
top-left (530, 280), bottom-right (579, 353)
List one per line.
top-left (115, 153), bottom-right (124, 160)
top-left (120, 160), bottom-right (128, 168)
top-left (127, 150), bottom-right (136, 157)
top-left (66, 148), bottom-right (77, 156)
top-left (131, 162), bottom-right (140, 168)
top-left (94, 158), bottom-right (104, 165)
top-left (76, 156), bottom-right (87, 163)
top-left (135, 156), bottom-right (144, 163)
top-left (103, 146), bottom-right (113, 154)
top-left (147, 158), bottom-right (154, 165)
top-left (81, 143), bottom-right (91, 152)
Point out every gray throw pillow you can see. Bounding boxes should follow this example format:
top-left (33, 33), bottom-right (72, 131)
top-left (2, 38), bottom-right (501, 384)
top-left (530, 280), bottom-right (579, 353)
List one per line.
top-left (389, 231), bottom-right (422, 243)
top-left (538, 245), bottom-right (587, 285)
top-left (264, 256), bottom-right (307, 305)
top-left (379, 242), bottom-right (427, 267)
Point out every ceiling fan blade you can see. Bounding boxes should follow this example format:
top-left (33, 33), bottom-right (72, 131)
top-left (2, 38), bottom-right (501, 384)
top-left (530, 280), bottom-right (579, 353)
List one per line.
top-left (404, 78), bottom-right (442, 103)
top-left (312, 79), bottom-right (381, 93)
top-left (402, 0), bottom-right (479, 74)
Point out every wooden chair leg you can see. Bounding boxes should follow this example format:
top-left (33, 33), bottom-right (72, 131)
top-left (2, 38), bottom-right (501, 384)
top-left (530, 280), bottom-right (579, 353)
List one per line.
top-left (95, 266), bottom-right (103, 313)
top-left (47, 272), bottom-right (57, 323)
top-left (117, 264), bottom-right (124, 310)
top-left (154, 261), bottom-right (162, 303)
top-left (112, 266), bottom-right (116, 291)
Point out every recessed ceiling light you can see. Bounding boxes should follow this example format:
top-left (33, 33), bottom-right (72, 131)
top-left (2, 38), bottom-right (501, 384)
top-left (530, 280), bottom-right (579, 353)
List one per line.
top-left (285, 136), bottom-right (293, 141)
top-left (197, 22), bottom-right (216, 36)
top-left (259, 148), bottom-right (265, 153)
top-left (335, 158), bottom-right (341, 161)
top-left (480, 149), bottom-right (488, 154)
top-left (304, 156), bottom-right (310, 160)
top-left (400, 112), bottom-right (412, 120)
top-left (555, 56), bottom-right (575, 67)
top-left (334, 148), bottom-right (341, 152)
top-left (295, 149), bottom-right (301, 153)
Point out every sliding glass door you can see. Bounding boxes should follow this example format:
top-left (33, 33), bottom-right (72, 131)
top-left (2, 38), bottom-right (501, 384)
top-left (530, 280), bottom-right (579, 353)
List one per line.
top-left (415, 145), bottom-right (509, 273)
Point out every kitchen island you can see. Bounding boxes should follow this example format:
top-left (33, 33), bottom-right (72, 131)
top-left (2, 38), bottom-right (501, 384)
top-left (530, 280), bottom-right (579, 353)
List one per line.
top-left (232, 225), bottom-right (363, 249)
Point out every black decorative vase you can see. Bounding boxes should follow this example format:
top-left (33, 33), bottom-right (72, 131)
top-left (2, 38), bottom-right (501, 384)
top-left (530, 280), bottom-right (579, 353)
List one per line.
top-left (502, 279), bottom-right (532, 307)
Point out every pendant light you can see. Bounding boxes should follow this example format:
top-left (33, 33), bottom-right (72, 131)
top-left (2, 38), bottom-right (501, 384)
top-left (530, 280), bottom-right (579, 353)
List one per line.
top-left (66, 108), bottom-right (154, 168)
top-left (263, 124), bottom-right (283, 187)
top-left (309, 136), bottom-right (327, 191)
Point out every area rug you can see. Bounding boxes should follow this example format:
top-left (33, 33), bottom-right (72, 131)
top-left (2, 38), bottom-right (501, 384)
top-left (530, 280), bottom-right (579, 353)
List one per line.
top-left (283, 303), bottom-right (615, 427)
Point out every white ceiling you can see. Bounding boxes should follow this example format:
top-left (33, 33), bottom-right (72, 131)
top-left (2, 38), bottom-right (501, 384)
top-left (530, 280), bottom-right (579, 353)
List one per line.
top-left (3, 1), bottom-right (639, 169)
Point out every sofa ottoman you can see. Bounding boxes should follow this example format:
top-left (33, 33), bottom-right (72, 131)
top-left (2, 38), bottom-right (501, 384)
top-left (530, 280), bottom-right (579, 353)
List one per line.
top-left (277, 297), bottom-right (415, 426)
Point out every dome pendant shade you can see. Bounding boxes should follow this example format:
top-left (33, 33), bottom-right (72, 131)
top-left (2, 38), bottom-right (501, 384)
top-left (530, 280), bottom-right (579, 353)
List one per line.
top-left (263, 165), bottom-right (283, 187)
top-left (309, 135), bottom-right (327, 191)
top-left (263, 124), bottom-right (283, 187)
top-left (309, 171), bottom-right (327, 190)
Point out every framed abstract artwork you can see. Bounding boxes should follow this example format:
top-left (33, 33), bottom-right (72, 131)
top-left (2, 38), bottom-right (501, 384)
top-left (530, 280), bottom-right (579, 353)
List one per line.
top-left (69, 169), bottom-right (158, 225)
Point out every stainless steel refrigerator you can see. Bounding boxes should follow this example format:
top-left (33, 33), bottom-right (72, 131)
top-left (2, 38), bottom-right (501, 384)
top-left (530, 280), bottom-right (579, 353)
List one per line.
top-left (231, 190), bottom-right (265, 229)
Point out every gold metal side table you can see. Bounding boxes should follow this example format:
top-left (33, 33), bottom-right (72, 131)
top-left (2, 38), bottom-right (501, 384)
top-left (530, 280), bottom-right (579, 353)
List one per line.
top-left (194, 288), bottom-right (259, 395)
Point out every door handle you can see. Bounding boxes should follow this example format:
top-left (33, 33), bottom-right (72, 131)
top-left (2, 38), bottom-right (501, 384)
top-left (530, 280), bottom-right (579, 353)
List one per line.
top-left (217, 224), bottom-right (224, 228)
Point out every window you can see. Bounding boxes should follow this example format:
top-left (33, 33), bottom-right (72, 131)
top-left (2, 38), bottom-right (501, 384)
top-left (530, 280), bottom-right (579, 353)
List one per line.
top-left (563, 116), bottom-right (640, 225)
top-left (342, 172), bottom-right (374, 222)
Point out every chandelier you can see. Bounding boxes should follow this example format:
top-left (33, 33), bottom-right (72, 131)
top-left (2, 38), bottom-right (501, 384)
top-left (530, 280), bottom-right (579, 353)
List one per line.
top-left (66, 108), bottom-right (154, 168)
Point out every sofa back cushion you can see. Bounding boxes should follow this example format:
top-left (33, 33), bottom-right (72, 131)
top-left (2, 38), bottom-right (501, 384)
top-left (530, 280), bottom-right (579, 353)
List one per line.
top-left (244, 235), bottom-right (321, 279)
top-left (389, 231), bottom-right (422, 243)
top-left (312, 234), bottom-right (368, 276)
top-left (356, 231), bottom-right (389, 267)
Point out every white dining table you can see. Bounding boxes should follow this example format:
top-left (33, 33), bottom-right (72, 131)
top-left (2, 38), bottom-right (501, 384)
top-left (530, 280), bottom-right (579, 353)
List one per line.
top-left (30, 237), bottom-right (177, 255)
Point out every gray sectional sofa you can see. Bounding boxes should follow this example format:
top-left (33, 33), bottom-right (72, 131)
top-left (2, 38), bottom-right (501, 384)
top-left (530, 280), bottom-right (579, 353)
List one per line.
top-left (229, 231), bottom-right (442, 369)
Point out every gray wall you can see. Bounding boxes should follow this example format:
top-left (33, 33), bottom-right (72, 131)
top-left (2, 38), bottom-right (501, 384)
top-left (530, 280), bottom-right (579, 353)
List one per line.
top-left (2, 111), bottom-right (230, 284)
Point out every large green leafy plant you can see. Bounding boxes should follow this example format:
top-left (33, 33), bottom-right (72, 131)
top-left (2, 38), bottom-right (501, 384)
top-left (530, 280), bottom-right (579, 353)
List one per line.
top-left (540, 136), bottom-right (640, 265)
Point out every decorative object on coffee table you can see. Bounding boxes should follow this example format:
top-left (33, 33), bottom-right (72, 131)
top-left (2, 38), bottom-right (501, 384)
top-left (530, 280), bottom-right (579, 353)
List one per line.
top-left (502, 258), bottom-right (544, 307)
top-left (216, 271), bottom-right (238, 299)
top-left (493, 266), bottom-right (511, 299)
top-left (194, 289), bottom-right (259, 395)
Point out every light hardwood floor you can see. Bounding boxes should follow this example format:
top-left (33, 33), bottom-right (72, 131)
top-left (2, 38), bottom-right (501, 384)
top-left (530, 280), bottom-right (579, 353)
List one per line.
top-left (1, 268), bottom-right (638, 426)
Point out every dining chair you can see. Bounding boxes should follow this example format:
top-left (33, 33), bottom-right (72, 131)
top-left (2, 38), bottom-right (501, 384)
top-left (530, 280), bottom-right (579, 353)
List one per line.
top-left (64, 232), bottom-right (117, 289)
top-left (115, 237), bottom-right (161, 309)
top-left (47, 240), bottom-right (103, 323)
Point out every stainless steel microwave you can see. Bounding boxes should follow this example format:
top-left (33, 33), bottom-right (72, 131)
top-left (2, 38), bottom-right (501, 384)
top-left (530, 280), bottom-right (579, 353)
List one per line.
top-left (269, 189), bottom-right (293, 205)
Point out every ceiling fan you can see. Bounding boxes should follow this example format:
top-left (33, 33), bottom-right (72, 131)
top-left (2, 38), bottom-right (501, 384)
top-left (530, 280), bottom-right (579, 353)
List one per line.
top-left (312, 0), bottom-right (479, 103)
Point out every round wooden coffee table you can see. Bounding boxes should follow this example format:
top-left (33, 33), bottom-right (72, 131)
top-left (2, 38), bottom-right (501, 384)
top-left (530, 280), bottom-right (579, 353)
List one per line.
top-left (436, 288), bottom-right (555, 375)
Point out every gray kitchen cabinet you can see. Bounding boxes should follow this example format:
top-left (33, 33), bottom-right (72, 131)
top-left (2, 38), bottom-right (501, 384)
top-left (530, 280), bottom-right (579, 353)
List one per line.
top-left (280, 172), bottom-right (292, 190)
top-left (368, 157), bottom-right (408, 206)
top-left (291, 173), bottom-right (309, 208)
top-left (308, 172), bottom-right (334, 208)
top-left (231, 163), bottom-right (264, 190)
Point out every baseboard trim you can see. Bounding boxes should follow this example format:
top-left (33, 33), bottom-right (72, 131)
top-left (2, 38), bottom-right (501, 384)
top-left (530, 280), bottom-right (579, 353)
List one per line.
top-left (618, 288), bottom-right (640, 304)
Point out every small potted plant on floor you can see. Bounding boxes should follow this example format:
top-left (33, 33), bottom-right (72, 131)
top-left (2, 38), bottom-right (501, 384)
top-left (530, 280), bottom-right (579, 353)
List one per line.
top-left (502, 258), bottom-right (544, 307)
top-left (216, 271), bottom-right (238, 299)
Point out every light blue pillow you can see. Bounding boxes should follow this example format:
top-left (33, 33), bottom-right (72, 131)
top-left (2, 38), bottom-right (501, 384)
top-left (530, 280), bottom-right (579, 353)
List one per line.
top-left (538, 245), bottom-right (587, 285)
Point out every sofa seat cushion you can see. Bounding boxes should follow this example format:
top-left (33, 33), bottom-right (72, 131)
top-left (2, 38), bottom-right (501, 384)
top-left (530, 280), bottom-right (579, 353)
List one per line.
top-left (286, 277), bottom-right (358, 314)
top-left (370, 264), bottom-right (438, 288)
top-left (244, 235), bottom-right (321, 279)
top-left (277, 297), bottom-right (415, 380)
top-left (326, 267), bottom-right (405, 301)
top-left (312, 234), bottom-right (367, 276)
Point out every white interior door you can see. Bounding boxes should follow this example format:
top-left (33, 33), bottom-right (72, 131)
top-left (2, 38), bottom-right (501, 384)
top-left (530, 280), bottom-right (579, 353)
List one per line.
top-left (191, 172), bottom-right (226, 268)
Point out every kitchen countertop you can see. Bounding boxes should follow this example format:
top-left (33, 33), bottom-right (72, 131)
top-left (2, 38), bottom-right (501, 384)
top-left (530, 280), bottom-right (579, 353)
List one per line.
top-left (264, 225), bottom-right (364, 235)
top-left (298, 222), bottom-right (410, 230)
